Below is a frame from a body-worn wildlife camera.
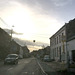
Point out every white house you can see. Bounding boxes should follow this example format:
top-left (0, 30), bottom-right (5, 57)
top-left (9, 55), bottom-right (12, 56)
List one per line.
top-left (66, 36), bottom-right (75, 72)
top-left (50, 25), bottom-right (67, 62)
top-left (50, 19), bottom-right (75, 64)
top-left (67, 37), bottom-right (75, 64)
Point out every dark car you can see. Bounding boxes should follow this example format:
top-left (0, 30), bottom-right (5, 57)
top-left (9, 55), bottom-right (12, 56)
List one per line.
top-left (4, 54), bottom-right (18, 65)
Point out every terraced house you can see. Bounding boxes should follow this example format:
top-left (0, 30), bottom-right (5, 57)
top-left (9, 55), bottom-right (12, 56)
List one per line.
top-left (49, 18), bottom-right (75, 63)
top-left (50, 25), bottom-right (67, 62)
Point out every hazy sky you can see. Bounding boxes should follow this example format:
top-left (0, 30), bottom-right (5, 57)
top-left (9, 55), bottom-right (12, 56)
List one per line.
top-left (0, 0), bottom-right (75, 51)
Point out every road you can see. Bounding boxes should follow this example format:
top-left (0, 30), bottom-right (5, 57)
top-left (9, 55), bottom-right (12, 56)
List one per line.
top-left (0, 58), bottom-right (46, 75)
top-left (0, 58), bottom-right (72, 75)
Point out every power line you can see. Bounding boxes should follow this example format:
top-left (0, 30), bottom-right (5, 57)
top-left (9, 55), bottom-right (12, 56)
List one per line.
top-left (25, 33), bottom-right (50, 38)
top-left (0, 17), bottom-right (11, 29)
top-left (0, 17), bottom-right (50, 38)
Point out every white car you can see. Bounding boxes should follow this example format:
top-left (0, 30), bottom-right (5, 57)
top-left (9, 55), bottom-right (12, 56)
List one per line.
top-left (43, 55), bottom-right (51, 62)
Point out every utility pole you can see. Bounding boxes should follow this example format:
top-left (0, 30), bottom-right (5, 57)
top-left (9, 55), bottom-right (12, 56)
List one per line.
top-left (10, 25), bottom-right (14, 53)
top-left (11, 25), bottom-right (14, 41)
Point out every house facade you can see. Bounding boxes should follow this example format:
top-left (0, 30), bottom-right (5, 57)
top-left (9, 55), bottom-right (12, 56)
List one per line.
top-left (22, 46), bottom-right (30, 58)
top-left (0, 28), bottom-right (11, 59)
top-left (67, 38), bottom-right (75, 64)
top-left (50, 25), bottom-right (67, 62)
top-left (19, 46), bottom-right (23, 58)
top-left (10, 40), bottom-right (20, 54)
top-left (50, 18), bottom-right (75, 63)
top-left (66, 19), bottom-right (75, 67)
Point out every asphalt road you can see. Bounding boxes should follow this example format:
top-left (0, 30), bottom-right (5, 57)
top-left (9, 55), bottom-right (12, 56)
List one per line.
top-left (0, 58), bottom-right (45, 75)
top-left (1, 58), bottom-right (72, 75)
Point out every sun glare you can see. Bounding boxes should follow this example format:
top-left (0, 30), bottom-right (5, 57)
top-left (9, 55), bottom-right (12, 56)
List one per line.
top-left (1, 3), bottom-right (62, 44)
top-left (3, 6), bottom-right (37, 40)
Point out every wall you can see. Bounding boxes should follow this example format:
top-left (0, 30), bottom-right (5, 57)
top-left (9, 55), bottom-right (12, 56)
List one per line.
top-left (67, 39), bottom-right (75, 63)
top-left (50, 25), bottom-right (67, 62)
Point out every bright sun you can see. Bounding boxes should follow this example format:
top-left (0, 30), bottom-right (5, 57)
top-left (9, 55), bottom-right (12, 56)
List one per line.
top-left (4, 6), bottom-right (37, 40)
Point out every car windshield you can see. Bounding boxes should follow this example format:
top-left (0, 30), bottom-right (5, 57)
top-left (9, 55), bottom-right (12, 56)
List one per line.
top-left (7, 55), bottom-right (17, 58)
top-left (0, 0), bottom-right (75, 75)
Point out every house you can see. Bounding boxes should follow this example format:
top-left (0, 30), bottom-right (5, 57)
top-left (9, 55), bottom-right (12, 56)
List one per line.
top-left (0, 28), bottom-right (11, 59)
top-left (10, 40), bottom-right (20, 54)
top-left (37, 49), bottom-right (44, 58)
top-left (50, 25), bottom-right (67, 62)
top-left (66, 19), bottom-right (75, 71)
top-left (33, 46), bottom-right (50, 59)
top-left (43, 46), bottom-right (50, 55)
top-left (0, 27), bottom-right (24, 59)
top-left (67, 37), bottom-right (75, 64)
top-left (31, 50), bottom-right (38, 57)
top-left (19, 46), bottom-right (23, 58)
top-left (22, 46), bottom-right (30, 58)
top-left (10, 40), bottom-right (25, 58)
top-left (49, 18), bottom-right (75, 63)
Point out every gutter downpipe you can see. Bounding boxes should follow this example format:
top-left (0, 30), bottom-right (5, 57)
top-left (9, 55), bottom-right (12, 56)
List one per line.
top-left (65, 25), bottom-right (69, 71)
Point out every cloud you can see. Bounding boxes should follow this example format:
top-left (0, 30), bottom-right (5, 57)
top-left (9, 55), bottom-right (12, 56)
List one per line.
top-left (4, 29), bottom-right (23, 35)
top-left (13, 37), bottom-right (49, 51)
top-left (51, 0), bottom-right (73, 6)
top-left (4, 28), bottom-right (49, 51)
top-left (14, 37), bottom-right (49, 47)
top-left (0, 0), bottom-right (70, 47)
top-left (13, 0), bottom-right (55, 16)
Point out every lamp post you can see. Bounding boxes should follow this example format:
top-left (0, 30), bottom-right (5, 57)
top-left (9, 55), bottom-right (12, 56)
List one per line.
top-left (10, 25), bottom-right (14, 53)
top-left (11, 25), bottom-right (14, 41)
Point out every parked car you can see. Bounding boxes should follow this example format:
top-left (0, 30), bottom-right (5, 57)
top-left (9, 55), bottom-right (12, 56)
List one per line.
top-left (4, 54), bottom-right (19, 65)
top-left (43, 55), bottom-right (51, 62)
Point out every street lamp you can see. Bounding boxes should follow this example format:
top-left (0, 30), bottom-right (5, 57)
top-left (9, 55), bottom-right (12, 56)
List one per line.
top-left (10, 25), bottom-right (14, 53)
top-left (11, 25), bottom-right (14, 41)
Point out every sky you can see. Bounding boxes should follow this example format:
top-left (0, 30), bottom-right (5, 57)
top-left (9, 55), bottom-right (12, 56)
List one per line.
top-left (0, 0), bottom-right (75, 51)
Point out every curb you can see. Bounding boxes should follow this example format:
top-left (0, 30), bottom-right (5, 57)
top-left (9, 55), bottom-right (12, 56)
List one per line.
top-left (37, 60), bottom-right (48, 75)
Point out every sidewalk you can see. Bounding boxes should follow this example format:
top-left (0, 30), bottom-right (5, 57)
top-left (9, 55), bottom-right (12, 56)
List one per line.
top-left (46, 61), bottom-right (67, 72)
top-left (39, 60), bottom-right (68, 75)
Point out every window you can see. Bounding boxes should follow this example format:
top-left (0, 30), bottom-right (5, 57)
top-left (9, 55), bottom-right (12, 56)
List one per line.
top-left (55, 48), bottom-right (56, 57)
top-left (59, 35), bottom-right (61, 43)
top-left (57, 37), bottom-right (58, 44)
top-left (62, 33), bottom-right (64, 42)
top-left (57, 47), bottom-right (59, 57)
top-left (55, 38), bottom-right (56, 45)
